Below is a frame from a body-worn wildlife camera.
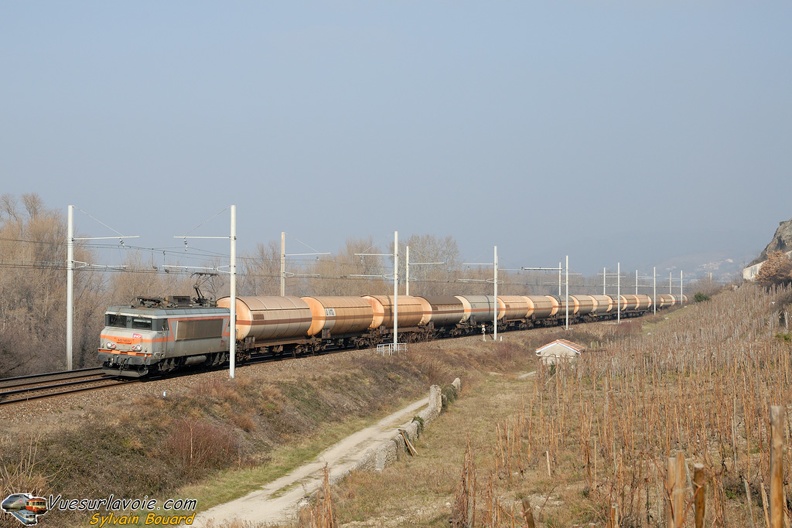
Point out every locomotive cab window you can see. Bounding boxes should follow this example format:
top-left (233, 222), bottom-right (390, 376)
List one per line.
top-left (131, 317), bottom-right (153, 330)
top-left (106, 314), bottom-right (129, 328)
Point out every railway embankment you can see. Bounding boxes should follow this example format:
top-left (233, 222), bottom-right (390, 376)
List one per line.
top-left (192, 378), bottom-right (460, 526)
top-left (1, 333), bottom-right (528, 528)
top-left (356, 378), bottom-right (459, 473)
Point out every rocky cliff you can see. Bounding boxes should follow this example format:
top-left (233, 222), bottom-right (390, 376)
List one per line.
top-left (752, 218), bottom-right (792, 265)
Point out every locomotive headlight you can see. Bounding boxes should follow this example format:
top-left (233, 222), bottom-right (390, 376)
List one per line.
top-left (106, 342), bottom-right (116, 349)
top-left (133, 344), bottom-right (142, 352)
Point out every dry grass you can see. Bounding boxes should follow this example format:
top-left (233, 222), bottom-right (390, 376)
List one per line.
top-left (285, 283), bottom-right (792, 527)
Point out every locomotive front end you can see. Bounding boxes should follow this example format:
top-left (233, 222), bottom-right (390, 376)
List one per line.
top-left (99, 305), bottom-right (169, 377)
top-left (99, 297), bottom-right (230, 377)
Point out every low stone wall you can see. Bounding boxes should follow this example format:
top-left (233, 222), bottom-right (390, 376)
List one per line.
top-left (357, 377), bottom-right (461, 473)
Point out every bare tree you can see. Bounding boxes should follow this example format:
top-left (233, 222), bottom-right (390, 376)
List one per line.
top-left (238, 240), bottom-right (281, 296)
top-left (401, 234), bottom-right (461, 296)
top-left (306, 237), bottom-right (388, 296)
top-left (0, 193), bottom-right (22, 223)
top-left (755, 251), bottom-right (792, 288)
top-left (21, 193), bottom-right (44, 218)
top-left (0, 194), bottom-right (105, 374)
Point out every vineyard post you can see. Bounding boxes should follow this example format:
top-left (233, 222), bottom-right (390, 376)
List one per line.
top-left (693, 463), bottom-right (706, 528)
top-left (666, 451), bottom-right (686, 528)
top-left (770, 405), bottom-right (785, 528)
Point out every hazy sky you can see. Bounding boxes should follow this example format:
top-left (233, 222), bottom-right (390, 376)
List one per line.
top-left (2, 2), bottom-right (790, 277)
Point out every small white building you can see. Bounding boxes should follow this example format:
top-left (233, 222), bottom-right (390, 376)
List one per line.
top-left (535, 339), bottom-right (586, 365)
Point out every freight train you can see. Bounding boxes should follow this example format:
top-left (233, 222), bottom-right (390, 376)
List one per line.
top-left (98, 292), bottom-right (686, 377)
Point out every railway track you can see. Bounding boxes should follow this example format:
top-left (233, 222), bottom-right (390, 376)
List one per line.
top-left (0, 346), bottom-right (375, 406)
top-left (0, 355), bottom-right (289, 405)
top-left (0, 367), bottom-right (132, 406)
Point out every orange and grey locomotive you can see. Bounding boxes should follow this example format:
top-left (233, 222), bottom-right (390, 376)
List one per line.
top-left (99, 296), bottom-right (230, 377)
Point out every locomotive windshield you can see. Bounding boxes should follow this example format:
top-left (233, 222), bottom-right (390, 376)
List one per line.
top-left (106, 314), bottom-right (129, 328)
top-left (131, 317), bottom-right (153, 330)
top-left (105, 314), bottom-right (159, 330)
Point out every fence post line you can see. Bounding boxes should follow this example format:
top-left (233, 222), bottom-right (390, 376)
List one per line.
top-left (666, 452), bottom-right (686, 528)
top-left (665, 455), bottom-right (675, 528)
top-left (693, 463), bottom-right (706, 528)
top-left (770, 405), bottom-right (785, 528)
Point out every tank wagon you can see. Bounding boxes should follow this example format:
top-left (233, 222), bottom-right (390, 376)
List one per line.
top-left (218, 295), bottom-right (313, 359)
top-left (99, 291), bottom-right (684, 377)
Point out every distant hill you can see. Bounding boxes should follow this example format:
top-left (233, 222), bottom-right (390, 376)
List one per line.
top-left (653, 252), bottom-right (748, 283)
top-left (750, 217), bottom-right (792, 266)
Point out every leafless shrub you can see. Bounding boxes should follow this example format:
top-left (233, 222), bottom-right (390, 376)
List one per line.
top-left (163, 418), bottom-right (240, 474)
top-left (0, 438), bottom-right (48, 496)
top-left (451, 439), bottom-right (477, 528)
top-left (306, 464), bottom-right (337, 528)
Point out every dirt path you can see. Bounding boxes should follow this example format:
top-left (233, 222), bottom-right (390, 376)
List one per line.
top-left (191, 395), bottom-right (431, 527)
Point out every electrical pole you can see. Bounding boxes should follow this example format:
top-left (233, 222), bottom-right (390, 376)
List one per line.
top-left (394, 231), bottom-right (399, 350)
top-left (617, 262), bottom-right (621, 324)
top-left (67, 206), bottom-right (74, 371)
top-left (565, 255), bottom-right (569, 331)
top-left (493, 246), bottom-right (498, 341)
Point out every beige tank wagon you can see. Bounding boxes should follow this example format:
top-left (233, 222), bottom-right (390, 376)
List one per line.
top-left (302, 296), bottom-right (374, 338)
top-left (218, 296), bottom-right (313, 351)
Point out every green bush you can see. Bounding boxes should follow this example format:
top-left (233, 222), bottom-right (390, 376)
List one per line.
top-left (775, 332), bottom-right (792, 343)
top-left (441, 384), bottom-right (458, 410)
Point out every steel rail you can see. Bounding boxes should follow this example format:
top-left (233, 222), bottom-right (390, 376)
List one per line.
top-left (0, 374), bottom-right (131, 406)
top-left (0, 367), bottom-right (105, 390)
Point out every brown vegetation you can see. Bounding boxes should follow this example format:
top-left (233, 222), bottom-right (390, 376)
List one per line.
top-left (755, 251), bottom-right (792, 288)
top-left (0, 194), bottom-right (105, 374)
top-left (304, 283), bottom-right (792, 527)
